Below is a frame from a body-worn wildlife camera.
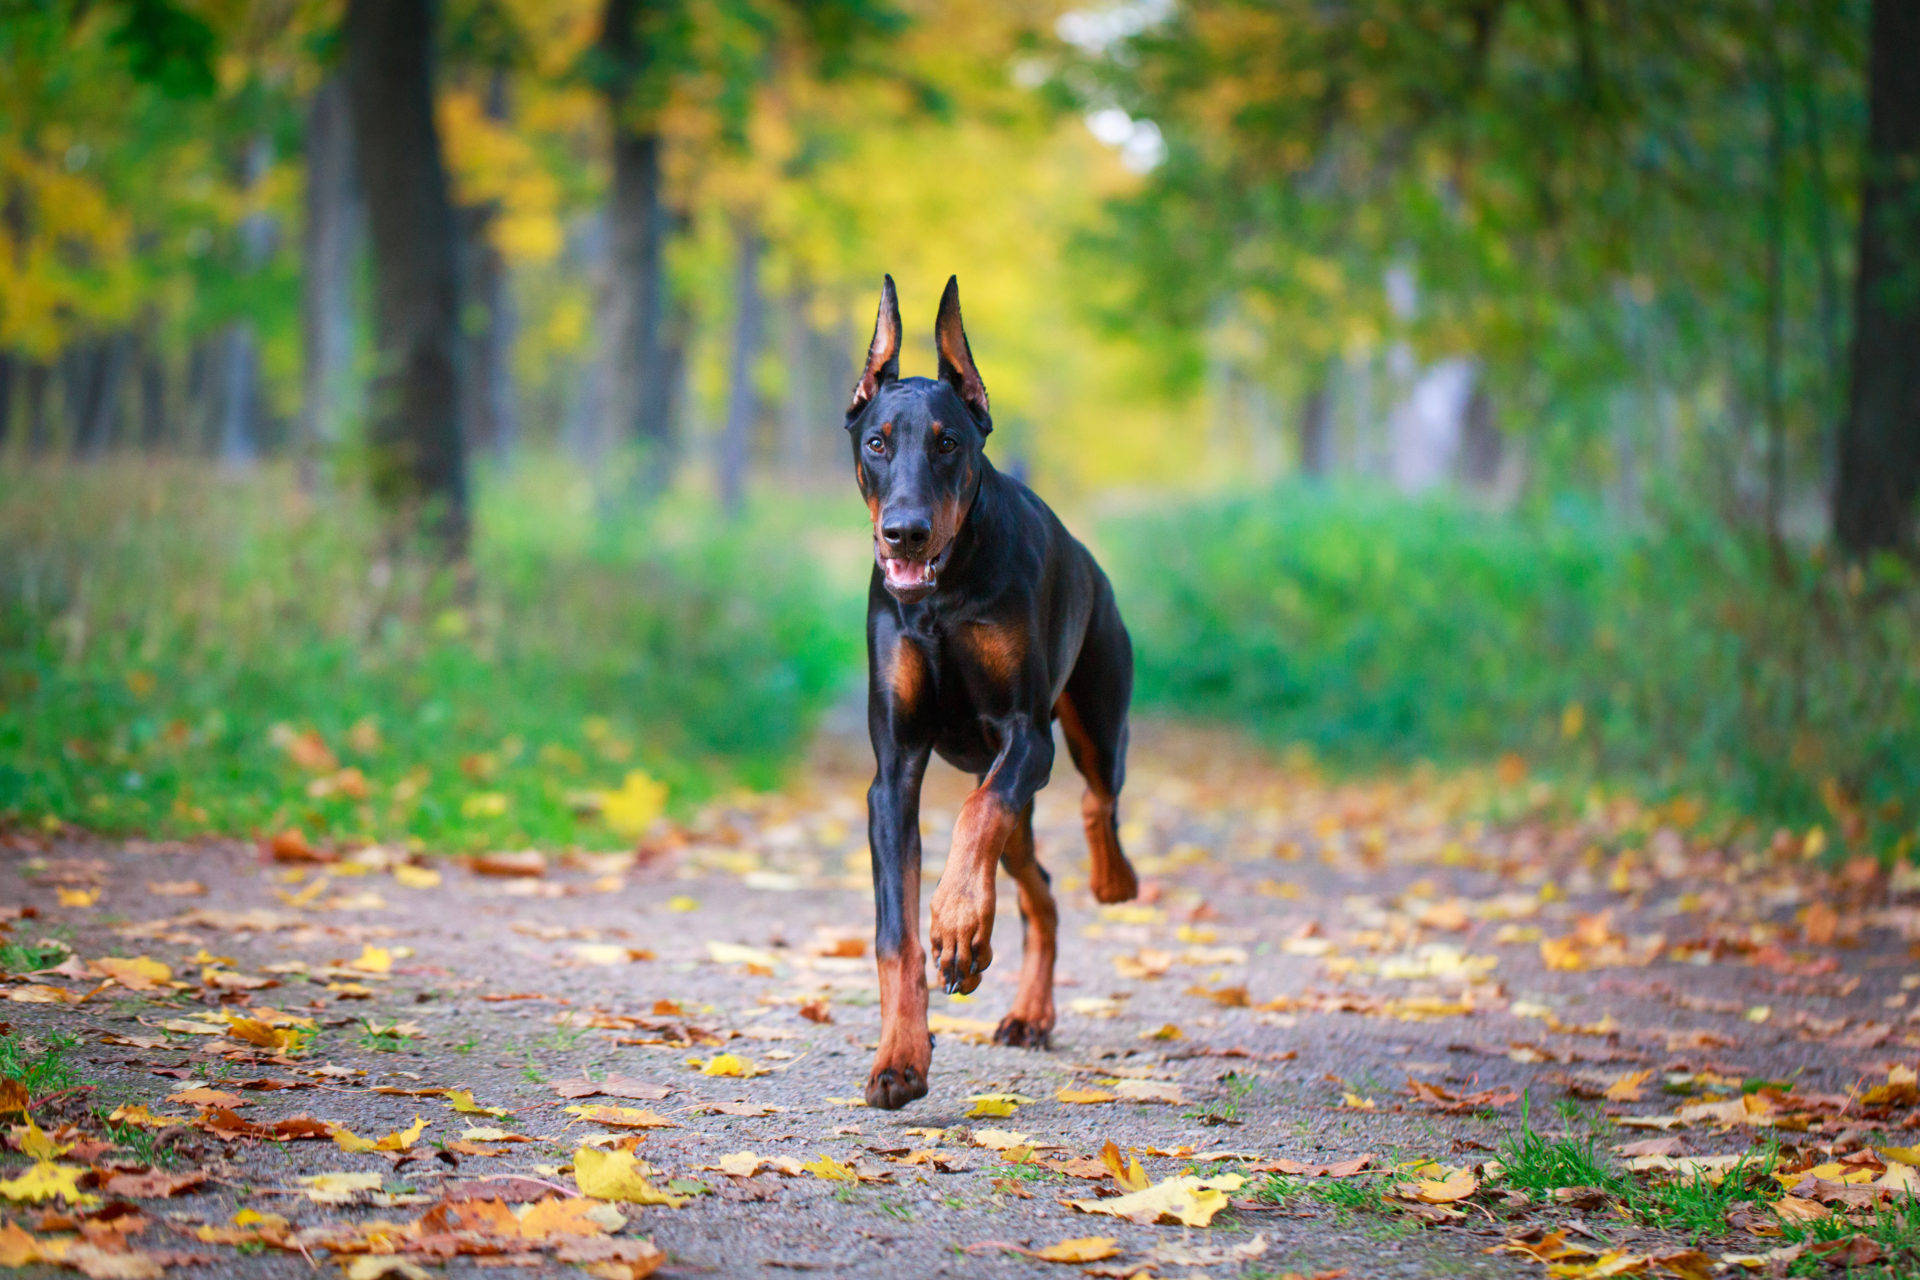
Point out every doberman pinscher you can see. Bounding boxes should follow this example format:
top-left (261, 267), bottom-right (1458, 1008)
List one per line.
top-left (848, 275), bottom-right (1139, 1110)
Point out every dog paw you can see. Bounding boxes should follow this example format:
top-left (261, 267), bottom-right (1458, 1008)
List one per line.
top-left (929, 883), bottom-right (995, 994)
top-left (992, 1014), bottom-right (1052, 1049)
top-left (865, 1061), bottom-right (929, 1110)
top-left (1089, 858), bottom-right (1138, 905)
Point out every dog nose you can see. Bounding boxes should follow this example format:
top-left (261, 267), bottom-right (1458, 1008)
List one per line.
top-left (880, 513), bottom-right (932, 553)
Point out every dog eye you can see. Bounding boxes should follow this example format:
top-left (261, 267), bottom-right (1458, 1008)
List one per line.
top-left (865, 437), bottom-right (886, 455)
top-left (936, 435), bottom-right (958, 454)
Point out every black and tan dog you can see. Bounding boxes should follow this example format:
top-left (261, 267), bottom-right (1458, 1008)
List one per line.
top-left (848, 275), bottom-right (1139, 1110)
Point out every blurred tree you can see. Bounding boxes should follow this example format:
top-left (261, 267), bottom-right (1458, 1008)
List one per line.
top-left (591, 0), bottom-right (679, 486)
top-left (1835, 0), bottom-right (1920, 558)
top-left (1066, 0), bottom-right (1866, 518)
top-left (299, 74), bottom-right (361, 481)
top-left (344, 0), bottom-right (469, 558)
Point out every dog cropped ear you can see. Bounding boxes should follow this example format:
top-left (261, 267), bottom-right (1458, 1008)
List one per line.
top-left (848, 274), bottom-right (902, 421)
top-left (934, 275), bottom-right (990, 432)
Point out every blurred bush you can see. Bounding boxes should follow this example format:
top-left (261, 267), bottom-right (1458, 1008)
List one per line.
top-left (0, 460), bottom-right (859, 850)
top-left (1108, 487), bottom-right (1920, 859)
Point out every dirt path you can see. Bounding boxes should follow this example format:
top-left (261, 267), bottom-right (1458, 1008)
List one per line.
top-left (4, 717), bottom-right (1919, 1279)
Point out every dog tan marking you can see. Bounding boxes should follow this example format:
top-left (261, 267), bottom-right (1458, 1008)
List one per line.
top-left (866, 860), bottom-right (929, 1109)
top-left (887, 639), bottom-right (924, 711)
top-left (1056, 692), bottom-right (1137, 903)
top-left (995, 807), bottom-right (1056, 1046)
top-left (964, 621), bottom-right (1025, 684)
top-left (928, 775), bottom-right (1015, 995)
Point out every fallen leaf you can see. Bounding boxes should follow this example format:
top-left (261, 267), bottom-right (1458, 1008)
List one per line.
top-left (1067, 1173), bottom-right (1243, 1226)
top-left (572, 1146), bottom-right (689, 1206)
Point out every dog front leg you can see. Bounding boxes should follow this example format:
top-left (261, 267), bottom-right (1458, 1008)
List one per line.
top-left (866, 745), bottom-right (931, 1109)
top-left (929, 719), bottom-right (1053, 994)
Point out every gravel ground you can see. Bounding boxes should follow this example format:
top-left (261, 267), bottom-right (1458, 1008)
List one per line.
top-left (3, 715), bottom-right (1917, 1279)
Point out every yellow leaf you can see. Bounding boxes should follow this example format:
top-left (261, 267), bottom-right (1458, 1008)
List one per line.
top-left (56, 888), bottom-right (99, 908)
top-left (392, 865), bottom-right (441, 889)
top-left (968, 1097), bottom-right (1017, 1118)
top-left (1067, 1173), bottom-right (1243, 1227)
top-left (565, 1105), bottom-right (678, 1129)
top-left (1034, 1237), bottom-right (1120, 1262)
top-left (693, 1053), bottom-right (767, 1078)
top-left (1056, 1088), bottom-right (1116, 1105)
top-left (224, 1017), bottom-right (308, 1055)
top-left (971, 1129), bottom-right (1031, 1151)
top-left (297, 1171), bottom-right (384, 1204)
top-left (1604, 1070), bottom-right (1654, 1102)
top-left (446, 1090), bottom-right (509, 1117)
top-left (332, 1115), bottom-right (427, 1153)
top-left (572, 1146), bottom-right (689, 1205)
top-left (350, 945), bottom-right (393, 973)
top-left (801, 1156), bottom-right (857, 1181)
top-left (1099, 1140), bottom-right (1149, 1191)
top-left (1405, 1167), bottom-right (1478, 1204)
top-left (0, 1161), bottom-right (94, 1205)
top-left (599, 770), bottom-right (667, 837)
top-left (18, 1117), bottom-right (68, 1160)
top-left (90, 956), bottom-right (172, 990)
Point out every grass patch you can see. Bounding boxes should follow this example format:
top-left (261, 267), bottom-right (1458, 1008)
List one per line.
top-left (1780, 1196), bottom-right (1920, 1278)
top-left (0, 939), bottom-right (68, 974)
top-left (1631, 1149), bottom-right (1777, 1237)
top-left (1255, 1173), bottom-right (1393, 1219)
top-left (0, 459), bottom-right (861, 850)
top-left (1496, 1102), bottom-right (1621, 1195)
top-left (1107, 485), bottom-right (1920, 855)
top-left (0, 1030), bottom-right (81, 1095)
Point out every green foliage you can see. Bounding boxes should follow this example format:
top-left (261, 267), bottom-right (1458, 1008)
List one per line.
top-left (0, 459), bottom-right (858, 850)
top-left (0, 1030), bottom-right (81, 1095)
top-left (1632, 1149), bottom-right (1777, 1239)
top-left (1109, 484), bottom-right (1920, 856)
top-left (1495, 1105), bottom-right (1621, 1196)
top-left (1783, 1195), bottom-right (1920, 1279)
top-left (0, 939), bottom-right (69, 975)
top-left (1255, 1173), bottom-right (1390, 1217)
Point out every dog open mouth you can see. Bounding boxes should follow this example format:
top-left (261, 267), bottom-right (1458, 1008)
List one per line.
top-left (879, 545), bottom-right (949, 596)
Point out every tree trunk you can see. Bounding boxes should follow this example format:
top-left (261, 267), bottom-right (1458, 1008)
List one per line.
top-left (0, 352), bottom-right (13, 453)
top-left (70, 338), bottom-right (130, 458)
top-left (1760, 18), bottom-right (1789, 554)
top-left (1835, 0), bottom-right (1920, 558)
top-left (215, 134), bottom-right (276, 468)
top-left (781, 276), bottom-right (815, 477)
top-left (300, 75), bottom-right (362, 480)
top-left (717, 213), bottom-right (763, 517)
top-left (597, 0), bottom-right (674, 490)
top-left (138, 334), bottom-right (167, 451)
top-left (23, 361), bottom-right (49, 456)
top-left (1298, 377), bottom-right (1333, 478)
top-left (344, 0), bottom-right (469, 559)
top-left (1458, 381), bottom-right (1502, 487)
top-left (460, 71), bottom-right (519, 465)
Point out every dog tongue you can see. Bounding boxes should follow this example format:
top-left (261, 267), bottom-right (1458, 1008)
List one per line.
top-left (884, 558), bottom-right (931, 589)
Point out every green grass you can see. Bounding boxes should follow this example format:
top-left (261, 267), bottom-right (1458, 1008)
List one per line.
top-left (1255, 1173), bottom-right (1393, 1216)
top-left (1632, 1149), bottom-right (1777, 1237)
top-left (1495, 1097), bottom-right (1781, 1241)
top-left (0, 458), bottom-right (861, 850)
top-left (1782, 1196), bottom-right (1920, 1278)
top-left (0, 1030), bottom-right (81, 1095)
top-left (0, 939), bottom-right (69, 974)
top-left (1497, 1102), bottom-right (1619, 1195)
top-left (1107, 485), bottom-right (1920, 857)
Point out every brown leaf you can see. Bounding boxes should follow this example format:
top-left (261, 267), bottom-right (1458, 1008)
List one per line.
top-left (100, 1169), bottom-right (208, 1199)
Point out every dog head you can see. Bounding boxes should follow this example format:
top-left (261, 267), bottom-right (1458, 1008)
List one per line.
top-left (847, 275), bottom-right (992, 603)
